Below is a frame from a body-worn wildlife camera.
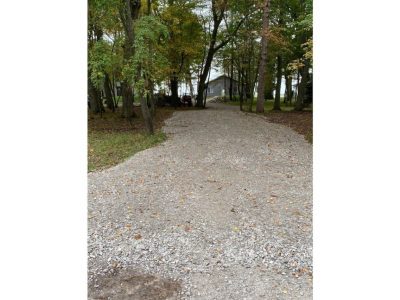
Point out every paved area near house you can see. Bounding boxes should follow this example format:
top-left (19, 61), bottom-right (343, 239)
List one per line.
top-left (88, 103), bottom-right (312, 299)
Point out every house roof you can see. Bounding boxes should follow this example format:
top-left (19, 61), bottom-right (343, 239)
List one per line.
top-left (208, 75), bottom-right (238, 84)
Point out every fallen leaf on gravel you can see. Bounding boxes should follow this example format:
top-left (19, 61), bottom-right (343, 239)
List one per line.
top-left (233, 226), bottom-right (240, 232)
top-left (134, 233), bottom-right (142, 240)
top-left (125, 224), bottom-right (132, 229)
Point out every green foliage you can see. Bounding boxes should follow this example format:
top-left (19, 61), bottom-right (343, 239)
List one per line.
top-left (130, 15), bottom-right (169, 93)
top-left (160, 2), bottom-right (205, 79)
top-left (88, 40), bottom-right (112, 87)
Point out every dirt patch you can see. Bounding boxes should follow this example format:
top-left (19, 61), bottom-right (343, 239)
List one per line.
top-left (264, 110), bottom-right (313, 142)
top-left (88, 107), bottom-right (176, 133)
top-left (89, 272), bottom-right (181, 300)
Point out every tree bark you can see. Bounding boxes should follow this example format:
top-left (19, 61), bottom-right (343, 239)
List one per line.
top-left (121, 81), bottom-right (134, 118)
top-left (120, 0), bottom-right (140, 118)
top-left (186, 71), bottom-right (194, 99)
top-left (148, 80), bottom-right (156, 117)
top-left (255, 0), bottom-right (271, 113)
top-left (264, 69), bottom-right (274, 100)
top-left (88, 76), bottom-right (105, 114)
top-left (140, 93), bottom-right (154, 134)
top-left (295, 63), bottom-right (309, 111)
top-left (196, 47), bottom-right (215, 107)
top-left (284, 73), bottom-right (293, 104)
top-left (104, 73), bottom-right (115, 112)
top-left (229, 51), bottom-right (234, 101)
top-left (170, 75), bottom-right (180, 107)
top-left (195, 0), bottom-right (227, 107)
top-left (273, 55), bottom-right (282, 111)
top-left (238, 68), bottom-right (244, 110)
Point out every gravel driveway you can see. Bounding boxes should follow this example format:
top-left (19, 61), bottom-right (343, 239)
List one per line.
top-left (88, 103), bottom-right (313, 299)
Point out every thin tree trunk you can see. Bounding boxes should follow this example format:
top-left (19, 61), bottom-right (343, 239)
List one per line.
top-left (229, 51), bottom-right (234, 101)
top-left (239, 68), bottom-right (244, 111)
top-left (148, 80), bottom-right (156, 117)
top-left (186, 71), bottom-right (194, 99)
top-left (104, 73), bottom-right (115, 112)
top-left (294, 69), bottom-right (300, 103)
top-left (110, 75), bottom-right (117, 108)
top-left (255, 0), bottom-right (271, 113)
top-left (273, 55), bottom-right (282, 111)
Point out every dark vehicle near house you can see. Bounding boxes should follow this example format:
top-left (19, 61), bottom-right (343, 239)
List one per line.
top-left (181, 94), bottom-right (193, 107)
top-left (154, 93), bottom-right (182, 107)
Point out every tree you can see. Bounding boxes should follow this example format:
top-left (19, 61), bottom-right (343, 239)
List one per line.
top-left (119, 0), bottom-right (141, 118)
top-left (131, 15), bottom-right (169, 134)
top-left (255, 0), bottom-right (271, 113)
top-left (160, 0), bottom-right (204, 107)
top-left (195, 0), bottom-right (246, 107)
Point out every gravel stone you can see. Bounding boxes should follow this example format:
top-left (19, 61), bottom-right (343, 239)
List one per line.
top-left (88, 103), bottom-right (312, 299)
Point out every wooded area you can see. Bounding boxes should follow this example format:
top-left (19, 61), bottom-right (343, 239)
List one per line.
top-left (88, 0), bottom-right (313, 134)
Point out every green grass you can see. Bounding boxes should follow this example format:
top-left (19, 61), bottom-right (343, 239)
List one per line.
top-left (88, 131), bottom-right (166, 172)
top-left (305, 131), bottom-right (313, 144)
top-left (226, 99), bottom-right (295, 112)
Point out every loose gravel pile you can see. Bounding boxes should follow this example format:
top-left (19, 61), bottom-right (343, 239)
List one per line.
top-left (88, 103), bottom-right (312, 299)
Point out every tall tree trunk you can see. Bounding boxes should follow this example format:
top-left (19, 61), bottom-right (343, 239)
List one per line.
top-left (88, 77), bottom-right (104, 114)
top-left (120, 0), bottom-right (140, 118)
top-left (88, 26), bottom-right (105, 115)
top-left (121, 82), bottom-right (134, 118)
top-left (148, 80), bottom-right (156, 117)
top-left (294, 69), bottom-right (300, 104)
top-left (110, 75), bottom-right (117, 108)
top-left (196, 47), bottom-right (215, 107)
top-left (229, 51), bottom-right (234, 102)
top-left (195, 0), bottom-right (226, 107)
top-left (170, 75), bottom-right (180, 107)
top-left (255, 0), bottom-right (271, 113)
top-left (140, 93), bottom-right (154, 134)
top-left (104, 73), bottom-right (115, 112)
top-left (284, 73), bottom-right (293, 104)
top-left (246, 71), bottom-right (253, 112)
top-left (295, 63), bottom-right (309, 111)
top-left (273, 55), bottom-right (282, 111)
top-left (186, 71), bottom-right (194, 98)
top-left (239, 69), bottom-right (244, 111)
top-left (111, 76), bottom-right (119, 108)
top-left (264, 68), bottom-right (274, 100)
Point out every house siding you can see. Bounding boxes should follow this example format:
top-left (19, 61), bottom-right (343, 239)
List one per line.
top-left (206, 76), bottom-right (239, 99)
